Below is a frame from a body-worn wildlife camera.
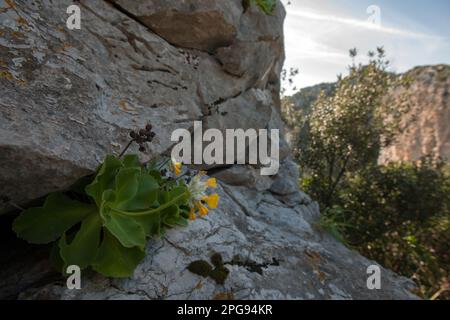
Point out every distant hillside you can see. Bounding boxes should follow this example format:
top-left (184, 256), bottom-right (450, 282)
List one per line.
top-left (285, 82), bottom-right (335, 116)
top-left (281, 82), bottom-right (335, 144)
top-left (283, 65), bottom-right (450, 163)
top-left (380, 64), bottom-right (450, 163)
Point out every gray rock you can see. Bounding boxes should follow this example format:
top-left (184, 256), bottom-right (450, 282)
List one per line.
top-left (214, 3), bottom-right (285, 93)
top-left (212, 166), bottom-right (273, 191)
top-left (267, 104), bottom-right (291, 161)
top-left (270, 159), bottom-right (300, 195)
top-left (215, 40), bottom-right (281, 80)
top-left (204, 89), bottom-right (273, 133)
top-left (111, 0), bottom-right (243, 52)
top-left (0, 0), bottom-right (265, 211)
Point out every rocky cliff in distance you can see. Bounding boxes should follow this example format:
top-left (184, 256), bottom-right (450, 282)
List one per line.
top-left (283, 65), bottom-right (450, 164)
top-left (380, 65), bottom-right (450, 163)
top-left (0, 0), bottom-right (416, 299)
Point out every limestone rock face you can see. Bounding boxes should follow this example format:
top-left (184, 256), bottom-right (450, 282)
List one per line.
top-left (111, 0), bottom-right (243, 52)
top-left (380, 65), bottom-right (450, 163)
top-left (0, 0), bottom-right (284, 213)
top-left (0, 0), bottom-right (416, 299)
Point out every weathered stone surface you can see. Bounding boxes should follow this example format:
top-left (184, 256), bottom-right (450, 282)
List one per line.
top-left (212, 166), bottom-right (273, 192)
top-left (215, 3), bottom-right (285, 80)
top-left (111, 0), bottom-right (286, 94)
top-left (204, 89), bottom-right (273, 133)
top-left (111, 0), bottom-right (243, 52)
top-left (270, 159), bottom-right (300, 195)
top-left (268, 103), bottom-right (291, 161)
top-left (0, 0), bottom-right (417, 300)
top-left (216, 40), bottom-right (282, 83)
top-left (0, 0), bottom-right (282, 212)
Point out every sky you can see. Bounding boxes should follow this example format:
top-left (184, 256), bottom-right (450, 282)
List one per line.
top-left (281, 0), bottom-right (450, 94)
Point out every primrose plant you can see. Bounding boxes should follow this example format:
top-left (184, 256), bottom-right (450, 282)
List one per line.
top-left (12, 124), bottom-right (220, 278)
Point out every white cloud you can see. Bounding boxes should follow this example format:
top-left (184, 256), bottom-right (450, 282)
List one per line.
top-left (288, 9), bottom-right (439, 39)
top-left (281, 2), bottom-right (449, 94)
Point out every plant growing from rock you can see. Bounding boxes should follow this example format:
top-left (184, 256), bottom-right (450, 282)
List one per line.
top-left (243, 0), bottom-right (277, 15)
top-left (12, 124), bottom-right (220, 278)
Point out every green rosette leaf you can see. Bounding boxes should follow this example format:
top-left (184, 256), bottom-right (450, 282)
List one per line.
top-left (59, 213), bottom-right (102, 269)
top-left (92, 230), bottom-right (145, 278)
top-left (85, 155), bottom-right (122, 207)
top-left (13, 193), bottom-right (96, 244)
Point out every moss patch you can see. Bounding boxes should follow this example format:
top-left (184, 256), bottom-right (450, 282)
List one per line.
top-left (187, 260), bottom-right (213, 277)
top-left (187, 253), bottom-right (230, 285)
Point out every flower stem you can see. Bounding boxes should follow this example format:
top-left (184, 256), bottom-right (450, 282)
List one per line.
top-left (157, 158), bottom-right (171, 171)
top-left (110, 192), bottom-right (188, 217)
top-left (118, 139), bottom-right (136, 158)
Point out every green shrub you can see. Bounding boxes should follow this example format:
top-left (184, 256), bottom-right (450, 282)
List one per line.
top-left (293, 48), bottom-right (448, 299)
top-left (243, 0), bottom-right (277, 15)
top-left (307, 158), bottom-right (450, 299)
top-left (296, 48), bottom-right (411, 208)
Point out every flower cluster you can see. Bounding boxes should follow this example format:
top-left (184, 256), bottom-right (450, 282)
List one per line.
top-left (171, 160), bottom-right (219, 220)
top-left (171, 158), bottom-right (183, 176)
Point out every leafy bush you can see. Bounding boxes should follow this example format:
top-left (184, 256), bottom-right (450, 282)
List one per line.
top-left (292, 49), bottom-right (448, 299)
top-left (297, 48), bottom-right (411, 207)
top-left (314, 159), bottom-right (450, 299)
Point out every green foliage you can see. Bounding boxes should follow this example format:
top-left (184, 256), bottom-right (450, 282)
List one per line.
top-left (291, 48), bottom-right (448, 299)
top-left (92, 230), bottom-right (146, 278)
top-left (13, 155), bottom-right (192, 278)
top-left (315, 206), bottom-right (352, 245)
top-left (316, 159), bottom-right (450, 299)
top-left (296, 48), bottom-right (411, 207)
top-left (254, 0), bottom-right (277, 15)
top-left (59, 214), bottom-right (102, 269)
top-left (243, 0), bottom-right (277, 15)
top-left (282, 82), bottom-right (335, 126)
top-left (13, 193), bottom-right (96, 244)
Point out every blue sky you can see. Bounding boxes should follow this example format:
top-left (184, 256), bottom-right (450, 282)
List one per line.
top-left (281, 0), bottom-right (450, 93)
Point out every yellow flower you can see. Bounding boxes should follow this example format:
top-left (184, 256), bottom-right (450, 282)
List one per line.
top-left (187, 174), bottom-right (220, 221)
top-left (171, 159), bottom-right (182, 176)
top-left (188, 208), bottom-right (197, 220)
top-left (203, 193), bottom-right (219, 209)
top-left (197, 203), bottom-right (209, 217)
top-left (205, 178), bottom-right (217, 188)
